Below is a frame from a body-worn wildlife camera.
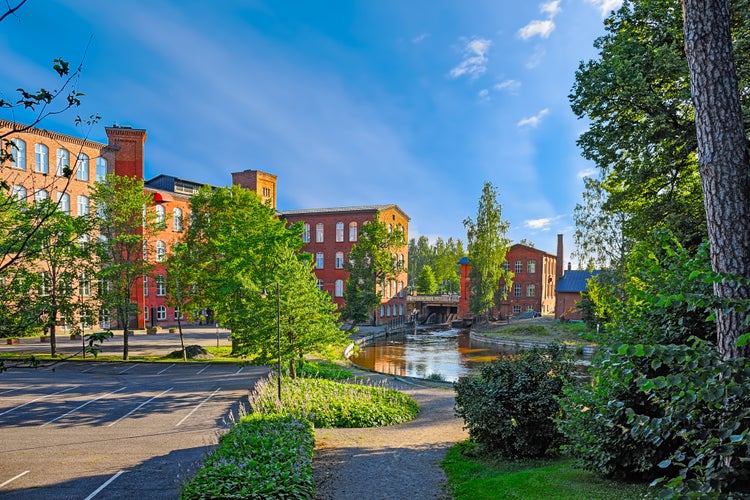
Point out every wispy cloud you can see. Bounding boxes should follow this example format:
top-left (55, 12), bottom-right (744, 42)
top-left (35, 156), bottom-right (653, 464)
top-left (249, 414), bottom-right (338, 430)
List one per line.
top-left (449, 37), bottom-right (491, 79)
top-left (586, 0), bottom-right (623, 17)
top-left (517, 108), bottom-right (549, 128)
top-left (494, 79), bottom-right (521, 94)
top-left (412, 33), bottom-right (429, 44)
top-left (525, 217), bottom-right (553, 230)
top-left (577, 167), bottom-right (597, 179)
top-left (518, 1), bottom-right (562, 40)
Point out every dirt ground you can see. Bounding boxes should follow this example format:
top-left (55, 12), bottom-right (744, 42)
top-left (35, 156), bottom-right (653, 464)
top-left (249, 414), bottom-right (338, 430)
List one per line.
top-left (313, 372), bottom-right (468, 500)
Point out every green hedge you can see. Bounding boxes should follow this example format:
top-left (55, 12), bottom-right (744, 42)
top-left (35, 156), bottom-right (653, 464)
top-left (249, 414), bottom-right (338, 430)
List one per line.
top-left (181, 414), bottom-right (314, 499)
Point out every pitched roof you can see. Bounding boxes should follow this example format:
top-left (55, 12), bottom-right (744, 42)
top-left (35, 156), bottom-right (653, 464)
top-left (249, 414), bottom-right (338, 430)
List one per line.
top-left (556, 269), bottom-right (600, 293)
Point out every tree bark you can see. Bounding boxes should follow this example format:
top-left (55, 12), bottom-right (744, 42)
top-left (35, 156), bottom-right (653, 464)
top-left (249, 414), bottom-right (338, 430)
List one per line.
top-left (682, 0), bottom-right (750, 358)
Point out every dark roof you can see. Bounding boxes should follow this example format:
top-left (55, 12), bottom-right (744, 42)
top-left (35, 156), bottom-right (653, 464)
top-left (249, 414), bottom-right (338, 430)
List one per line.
top-left (458, 257), bottom-right (470, 265)
top-left (556, 270), bottom-right (600, 293)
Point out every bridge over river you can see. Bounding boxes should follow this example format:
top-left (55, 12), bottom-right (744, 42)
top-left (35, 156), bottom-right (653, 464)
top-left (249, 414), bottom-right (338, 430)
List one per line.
top-left (407, 294), bottom-right (462, 326)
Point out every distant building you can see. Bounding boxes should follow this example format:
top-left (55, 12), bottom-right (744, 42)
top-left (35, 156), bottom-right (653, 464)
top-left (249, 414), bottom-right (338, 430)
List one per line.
top-left (555, 266), bottom-right (600, 321)
top-left (279, 205), bottom-right (410, 325)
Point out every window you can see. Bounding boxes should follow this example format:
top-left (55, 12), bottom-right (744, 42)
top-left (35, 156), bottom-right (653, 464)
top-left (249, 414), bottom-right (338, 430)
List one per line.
top-left (34, 143), bottom-right (49, 174)
top-left (502, 261), bottom-right (510, 272)
top-left (380, 305), bottom-right (385, 318)
top-left (349, 222), bottom-right (358, 242)
top-left (143, 275), bottom-right (149, 297)
top-left (56, 148), bottom-right (69, 176)
top-left (157, 306), bottom-right (167, 321)
top-left (399, 304), bottom-right (404, 316)
top-left (527, 260), bottom-right (536, 274)
top-left (156, 275), bottom-right (166, 296)
top-left (144, 306), bottom-right (149, 321)
top-left (155, 241), bottom-right (166, 262)
top-left (11, 185), bottom-right (26, 202)
top-left (99, 310), bottom-right (111, 329)
top-left (262, 186), bottom-right (271, 197)
top-left (527, 284), bottom-right (536, 297)
top-left (155, 205), bottom-right (166, 226)
top-left (315, 252), bottom-right (324, 269)
top-left (336, 222), bottom-right (344, 242)
top-left (302, 223), bottom-right (310, 243)
top-left (514, 260), bottom-right (523, 273)
top-left (335, 252), bottom-right (344, 269)
top-left (79, 272), bottom-right (91, 297)
top-left (96, 157), bottom-right (107, 181)
top-left (315, 223), bottom-right (324, 243)
top-left (513, 283), bottom-right (521, 297)
top-left (34, 189), bottom-right (49, 203)
top-left (77, 195), bottom-right (89, 216)
top-left (39, 272), bottom-right (51, 296)
top-left (11, 138), bottom-right (26, 169)
top-left (316, 279), bottom-right (324, 290)
top-left (335, 279), bottom-right (344, 297)
top-left (513, 305), bottom-right (521, 314)
top-left (76, 153), bottom-right (89, 181)
top-left (173, 207), bottom-right (183, 231)
top-left (142, 241), bottom-right (148, 260)
top-left (174, 307), bottom-right (182, 320)
top-left (78, 233), bottom-right (90, 250)
top-left (79, 310), bottom-right (92, 330)
top-left (57, 192), bottom-right (70, 214)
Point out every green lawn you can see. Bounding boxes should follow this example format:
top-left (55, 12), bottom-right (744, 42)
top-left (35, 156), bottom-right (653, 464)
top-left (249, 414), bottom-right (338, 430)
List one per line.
top-left (474, 321), bottom-right (595, 347)
top-left (442, 442), bottom-right (652, 500)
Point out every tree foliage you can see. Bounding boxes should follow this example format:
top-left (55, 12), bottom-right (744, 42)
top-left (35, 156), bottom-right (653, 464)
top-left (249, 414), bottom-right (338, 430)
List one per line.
top-left (341, 215), bottom-right (405, 324)
top-left (416, 264), bottom-right (438, 295)
top-left (463, 182), bottom-right (511, 320)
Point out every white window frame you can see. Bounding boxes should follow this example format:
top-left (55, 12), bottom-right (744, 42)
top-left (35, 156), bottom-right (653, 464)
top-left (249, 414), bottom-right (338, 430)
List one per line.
top-left (11, 138), bottom-right (26, 169)
top-left (315, 223), bottom-right (324, 243)
top-left (77, 195), bottom-right (90, 216)
top-left (155, 205), bottom-right (166, 226)
top-left (527, 260), bottom-right (536, 274)
top-left (76, 153), bottom-right (89, 181)
top-left (302, 223), bottom-right (310, 243)
top-left (56, 148), bottom-right (69, 176)
top-left (173, 207), bottom-right (183, 232)
top-left (513, 283), bottom-right (521, 297)
top-left (334, 279), bottom-right (344, 297)
top-left (315, 252), bottom-right (324, 269)
top-left (57, 192), bottom-right (70, 214)
top-left (349, 222), bottom-right (358, 242)
top-left (95, 157), bottom-right (107, 181)
top-left (156, 275), bottom-right (166, 296)
top-left (514, 260), bottom-right (523, 274)
top-left (34, 143), bottom-right (49, 174)
top-left (335, 252), bottom-right (344, 269)
top-left (156, 305), bottom-right (167, 321)
top-left (527, 284), bottom-right (535, 297)
top-left (335, 222), bottom-right (344, 242)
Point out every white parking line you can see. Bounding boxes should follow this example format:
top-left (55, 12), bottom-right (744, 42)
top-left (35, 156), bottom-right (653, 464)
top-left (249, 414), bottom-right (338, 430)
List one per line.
top-left (0, 386), bottom-right (80, 417)
top-left (107, 387), bottom-right (173, 427)
top-left (157, 364), bottom-right (175, 375)
top-left (196, 364), bottom-right (209, 375)
top-left (0, 470), bottom-right (29, 488)
top-left (175, 387), bottom-right (221, 427)
top-left (117, 364), bottom-right (137, 375)
top-left (0, 385), bottom-right (31, 396)
top-left (42, 387), bottom-right (127, 427)
top-left (235, 366), bottom-right (244, 374)
top-left (84, 470), bottom-right (123, 500)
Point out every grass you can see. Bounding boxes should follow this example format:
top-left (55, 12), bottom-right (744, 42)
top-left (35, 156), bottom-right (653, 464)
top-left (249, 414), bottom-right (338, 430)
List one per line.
top-left (442, 441), bottom-right (652, 500)
top-left (476, 321), bottom-right (595, 346)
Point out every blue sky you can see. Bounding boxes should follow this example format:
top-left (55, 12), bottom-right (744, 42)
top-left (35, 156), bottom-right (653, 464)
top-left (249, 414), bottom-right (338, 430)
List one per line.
top-left (0, 0), bottom-right (622, 263)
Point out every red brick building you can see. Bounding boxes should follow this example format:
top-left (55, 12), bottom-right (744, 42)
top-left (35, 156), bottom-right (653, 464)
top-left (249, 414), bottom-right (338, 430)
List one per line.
top-left (279, 205), bottom-right (410, 325)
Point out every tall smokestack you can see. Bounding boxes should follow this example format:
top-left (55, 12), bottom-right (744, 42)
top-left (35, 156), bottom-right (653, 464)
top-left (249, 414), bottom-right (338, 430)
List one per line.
top-left (556, 233), bottom-right (564, 280)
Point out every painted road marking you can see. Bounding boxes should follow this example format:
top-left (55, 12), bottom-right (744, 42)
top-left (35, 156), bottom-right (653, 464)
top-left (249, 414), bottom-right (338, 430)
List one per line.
top-left (107, 387), bottom-right (174, 427)
top-left (0, 470), bottom-right (29, 488)
top-left (42, 387), bottom-right (127, 427)
top-left (196, 364), bottom-right (209, 375)
top-left (117, 364), bottom-right (137, 375)
top-left (84, 470), bottom-right (123, 500)
top-left (175, 387), bottom-right (221, 427)
top-left (0, 386), bottom-right (80, 417)
top-left (157, 364), bottom-right (175, 375)
top-left (235, 366), bottom-right (244, 374)
top-left (0, 385), bottom-right (31, 396)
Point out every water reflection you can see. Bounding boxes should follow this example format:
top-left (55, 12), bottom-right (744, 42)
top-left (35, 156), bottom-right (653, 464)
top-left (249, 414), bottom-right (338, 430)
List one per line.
top-left (349, 329), bottom-right (517, 382)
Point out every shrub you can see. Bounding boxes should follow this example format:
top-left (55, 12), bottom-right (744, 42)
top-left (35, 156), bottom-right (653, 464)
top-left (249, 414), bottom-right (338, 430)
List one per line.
top-left (250, 376), bottom-right (420, 428)
top-left (453, 344), bottom-right (574, 459)
top-left (181, 414), bottom-right (314, 499)
top-left (295, 359), bottom-right (352, 380)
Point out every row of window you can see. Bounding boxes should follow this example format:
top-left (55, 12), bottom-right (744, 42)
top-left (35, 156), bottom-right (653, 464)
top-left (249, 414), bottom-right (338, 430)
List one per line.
top-left (9, 138), bottom-right (107, 181)
top-left (143, 305), bottom-right (181, 321)
top-left (11, 187), bottom-right (91, 215)
top-left (503, 260), bottom-right (537, 274)
top-left (154, 205), bottom-right (184, 231)
top-left (513, 283), bottom-right (536, 298)
top-left (314, 251), bottom-right (405, 271)
top-left (303, 222), bottom-right (359, 243)
top-left (314, 278), bottom-right (406, 299)
top-left (379, 304), bottom-right (405, 318)
top-left (512, 305), bottom-right (537, 314)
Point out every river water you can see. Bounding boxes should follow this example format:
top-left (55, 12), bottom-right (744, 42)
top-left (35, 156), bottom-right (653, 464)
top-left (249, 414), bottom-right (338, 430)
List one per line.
top-left (349, 328), bottom-right (516, 383)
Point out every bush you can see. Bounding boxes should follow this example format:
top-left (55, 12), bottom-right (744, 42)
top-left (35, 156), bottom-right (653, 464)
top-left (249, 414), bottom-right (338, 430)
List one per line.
top-left (250, 376), bottom-right (420, 428)
top-left (454, 344), bottom-right (574, 459)
top-left (295, 359), bottom-right (352, 380)
top-left (181, 414), bottom-right (314, 499)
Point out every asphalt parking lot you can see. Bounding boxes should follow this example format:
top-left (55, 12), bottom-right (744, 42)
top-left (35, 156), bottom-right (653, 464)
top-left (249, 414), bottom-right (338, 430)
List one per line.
top-left (0, 360), bottom-right (269, 499)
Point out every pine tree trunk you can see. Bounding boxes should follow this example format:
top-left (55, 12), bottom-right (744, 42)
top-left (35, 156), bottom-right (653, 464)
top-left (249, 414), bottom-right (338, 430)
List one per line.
top-left (682, 0), bottom-right (750, 359)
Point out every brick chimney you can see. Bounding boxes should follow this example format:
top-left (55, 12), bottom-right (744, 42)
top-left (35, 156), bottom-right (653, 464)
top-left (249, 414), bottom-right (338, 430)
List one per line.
top-left (105, 125), bottom-right (147, 180)
top-left (556, 233), bottom-right (564, 280)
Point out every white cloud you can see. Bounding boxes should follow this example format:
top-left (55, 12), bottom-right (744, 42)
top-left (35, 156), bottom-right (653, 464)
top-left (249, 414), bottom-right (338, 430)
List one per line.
top-left (586, 0), bottom-right (623, 17)
top-left (449, 37), bottom-right (491, 79)
top-left (412, 33), bottom-right (429, 44)
top-left (494, 79), bottom-right (521, 94)
top-left (525, 218), bottom-right (553, 230)
top-left (518, 19), bottom-right (555, 40)
top-left (517, 108), bottom-right (549, 128)
top-left (478, 88), bottom-right (490, 99)
top-left (525, 46), bottom-right (546, 69)
top-left (541, 0), bottom-right (562, 17)
top-left (577, 168), bottom-right (597, 179)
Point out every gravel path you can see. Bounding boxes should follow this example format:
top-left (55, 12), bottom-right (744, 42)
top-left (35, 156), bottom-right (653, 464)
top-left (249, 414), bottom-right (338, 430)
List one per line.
top-left (313, 373), bottom-right (468, 500)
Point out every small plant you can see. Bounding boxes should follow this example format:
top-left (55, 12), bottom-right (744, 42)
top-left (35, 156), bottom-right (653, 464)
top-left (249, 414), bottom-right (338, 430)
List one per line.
top-left (296, 359), bottom-right (352, 380)
top-left (427, 372), bottom-right (446, 381)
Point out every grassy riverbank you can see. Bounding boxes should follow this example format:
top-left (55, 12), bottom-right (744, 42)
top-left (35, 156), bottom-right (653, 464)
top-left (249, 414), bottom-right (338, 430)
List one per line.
top-left (472, 320), bottom-right (594, 347)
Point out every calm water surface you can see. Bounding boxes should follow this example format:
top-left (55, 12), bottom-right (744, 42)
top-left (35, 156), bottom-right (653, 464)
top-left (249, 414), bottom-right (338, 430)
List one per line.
top-left (349, 328), bottom-right (515, 382)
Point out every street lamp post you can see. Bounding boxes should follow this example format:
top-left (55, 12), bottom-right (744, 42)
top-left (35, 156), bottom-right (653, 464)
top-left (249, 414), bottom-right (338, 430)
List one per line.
top-left (262, 282), bottom-right (282, 403)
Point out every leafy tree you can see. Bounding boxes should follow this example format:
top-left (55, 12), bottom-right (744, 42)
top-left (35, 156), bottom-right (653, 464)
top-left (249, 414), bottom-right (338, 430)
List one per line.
top-left (91, 174), bottom-right (157, 360)
top-left (165, 242), bottom-right (197, 361)
top-left (416, 264), bottom-right (437, 295)
top-left (341, 215), bottom-right (406, 324)
top-left (463, 182), bottom-right (511, 321)
top-left (408, 236), bottom-right (465, 294)
top-left (408, 235), bottom-right (431, 292)
top-left (184, 185), bottom-right (343, 376)
top-left (681, 0), bottom-right (750, 359)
